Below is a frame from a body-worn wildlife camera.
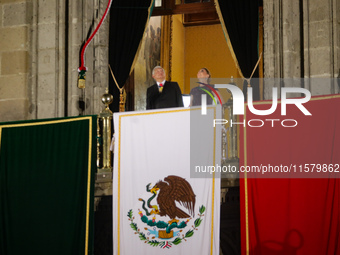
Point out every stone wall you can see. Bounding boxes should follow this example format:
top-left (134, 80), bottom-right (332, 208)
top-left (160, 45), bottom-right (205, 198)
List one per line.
top-left (0, 0), bottom-right (109, 123)
top-left (263, 0), bottom-right (340, 99)
top-left (0, 0), bottom-right (31, 122)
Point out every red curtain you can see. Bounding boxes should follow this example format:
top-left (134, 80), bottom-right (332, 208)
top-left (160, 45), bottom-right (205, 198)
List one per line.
top-left (240, 95), bottom-right (340, 255)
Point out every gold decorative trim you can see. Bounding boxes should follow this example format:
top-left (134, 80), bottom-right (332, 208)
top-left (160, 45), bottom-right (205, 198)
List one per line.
top-left (248, 94), bottom-right (340, 106)
top-left (243, 110), bottom-right (249, 255)
top-left (85, 117), bottom-right (92, 255)
top-left (309, 94), bottom-right (340, 101)
top-left (169, 16), bottom-right (173, 80)
top-left (0, 128), bottom-right (2, 155)
top-left (0, 116), bottom-right (93, 255)
top-left (210, 107), bottom-right (216, 254)
top-left (160, 15), bottom-right (172, 81)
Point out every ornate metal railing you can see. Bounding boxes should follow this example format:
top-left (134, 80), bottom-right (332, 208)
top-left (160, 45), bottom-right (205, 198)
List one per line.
top-left (221, 98), bottom-right (240, 187)
top-left (97, 89), bottom-right (113, 174)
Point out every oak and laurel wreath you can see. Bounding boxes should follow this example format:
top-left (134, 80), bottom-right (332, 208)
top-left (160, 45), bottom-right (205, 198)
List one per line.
top-left (127, 205), bottom-right (206, 248)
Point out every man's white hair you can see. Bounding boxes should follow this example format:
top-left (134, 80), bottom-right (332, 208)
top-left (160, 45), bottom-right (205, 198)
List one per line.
top-left (152, 66), bottom-right (165, 76)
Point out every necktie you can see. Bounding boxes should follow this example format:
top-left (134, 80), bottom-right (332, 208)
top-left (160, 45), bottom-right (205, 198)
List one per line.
top-left (159, 83), bottom-right (163, 92)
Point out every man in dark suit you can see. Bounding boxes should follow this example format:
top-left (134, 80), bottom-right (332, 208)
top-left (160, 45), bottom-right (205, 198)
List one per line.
top-left (146, 66), bottom-right (184, 109)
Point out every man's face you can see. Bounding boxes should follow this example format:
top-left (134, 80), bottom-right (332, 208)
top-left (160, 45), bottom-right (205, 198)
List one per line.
top-left (152, 68), bottom-right (166, 82)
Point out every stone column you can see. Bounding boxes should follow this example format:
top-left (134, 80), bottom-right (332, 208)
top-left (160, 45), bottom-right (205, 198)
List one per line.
top-left (0, 1), bottom-right (31, 122)
top-left (303, 0), bottom-right (340, 94)
top-left (66, 0), bottom-right (110, 117)
top-left (29, 0), bottom-right (67, 119)
top-left (263, 0), bottom-right (340, 98)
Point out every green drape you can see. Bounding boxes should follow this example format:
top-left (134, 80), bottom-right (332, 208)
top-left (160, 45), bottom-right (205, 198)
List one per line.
top-left (0, 116), bottom-right (96, 255)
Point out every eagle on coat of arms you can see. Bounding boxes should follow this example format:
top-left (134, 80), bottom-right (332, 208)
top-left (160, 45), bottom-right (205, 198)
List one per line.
top-left (128, 175), bottom-right (205, 248)
top-left (150, 175), bottom-right (196, 223)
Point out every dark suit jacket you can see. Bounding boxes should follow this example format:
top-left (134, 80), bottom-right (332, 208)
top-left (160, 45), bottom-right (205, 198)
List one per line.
top-left (146, 81), bottom-right (184, 109)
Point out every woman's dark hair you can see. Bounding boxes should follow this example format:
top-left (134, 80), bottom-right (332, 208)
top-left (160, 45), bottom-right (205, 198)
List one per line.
top-left (202, 67), bottom-right (211, 78)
